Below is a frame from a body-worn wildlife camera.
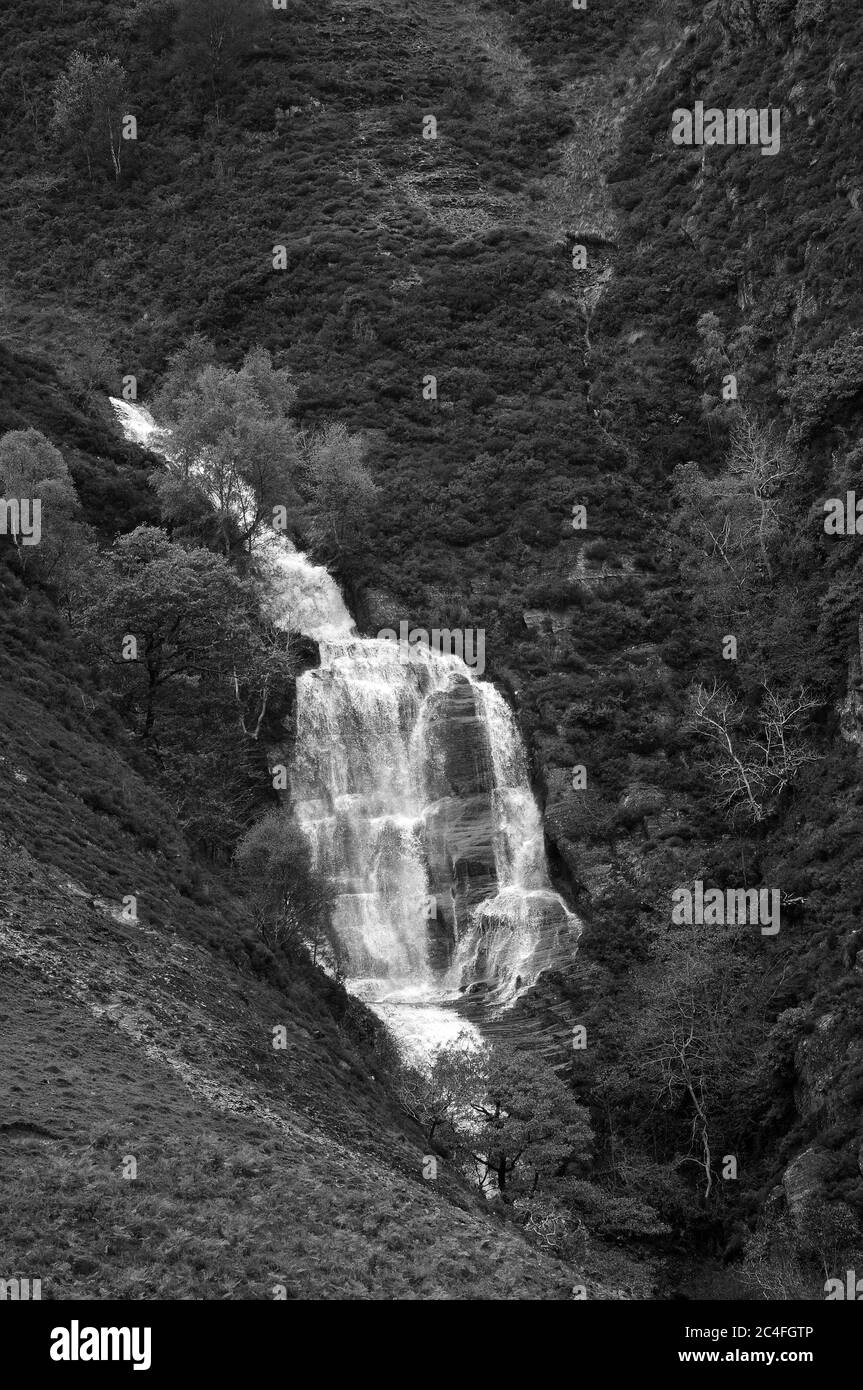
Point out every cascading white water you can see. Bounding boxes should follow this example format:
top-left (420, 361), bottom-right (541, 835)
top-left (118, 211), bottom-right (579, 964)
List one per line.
top-left (450, 681), bottom-right (576, 997)
top-left (262, 542), bottom-right (577, 1007)
top-left (111, 397), bottom-right (578, 1060)
top-left (111, 398), bottom-right (162, 447)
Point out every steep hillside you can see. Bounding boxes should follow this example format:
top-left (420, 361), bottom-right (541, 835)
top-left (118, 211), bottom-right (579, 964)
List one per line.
top-left (568, 0), bottom-right (863, 1294)
top-left (2, 0), bottom-right (862, 1301)
top-left (0, 837), bottom-right (587, 1299)
top-left (0, 591), bottom-right (649, 1298)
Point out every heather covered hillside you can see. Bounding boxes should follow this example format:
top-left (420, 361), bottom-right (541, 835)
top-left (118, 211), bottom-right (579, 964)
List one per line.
top-left (1, 0), bottom-right (862, 1306)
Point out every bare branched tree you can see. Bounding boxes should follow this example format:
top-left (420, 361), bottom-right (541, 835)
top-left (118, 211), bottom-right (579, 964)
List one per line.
top-left (671, 408), bottom-right (798, 593)
top-left (644, 946), bottom-right (748, 1203)
top-left (687, 680), bottom-right (818, 822)
top-left (726, 412), bottom-right (798, 581)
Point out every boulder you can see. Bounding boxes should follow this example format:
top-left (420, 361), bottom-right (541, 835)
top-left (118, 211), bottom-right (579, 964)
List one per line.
top-left (782, 1147), bottom-right (833, 1225)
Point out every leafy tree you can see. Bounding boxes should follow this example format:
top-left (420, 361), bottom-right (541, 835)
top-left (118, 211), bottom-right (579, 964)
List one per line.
top-left (58, 330), bottom-right (118, 408)
top-left (303, 421), bottom-right (378, 563)
top-left (235, 807), bottom-right (336, 960)
top-left (394, 1032), bottom-right (475, 1151)
top-left (471, 1045), bottom-right (593, 1196)
top-left (0, 428), bottom-right (80, 580)
top-left (152, 345), bottom-right (300, 557)
top-left (81, 524), bottom-right (287, 740)
top-left (151, 332), bottom-right (217, 413)
top-left (50, 52), bottom-right (129, 181)
top-left (417, 1038), bottom-right (593, 1199)
top-left (78, 525), bottom-right (301, 857)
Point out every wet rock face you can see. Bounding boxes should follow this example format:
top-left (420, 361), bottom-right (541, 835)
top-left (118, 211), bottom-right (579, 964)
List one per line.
top-left (293, 634), bottom-right (322, 674)
top-left (421, 677), bottom-right (500, 958)
top-left (473, 891), bottom-right (574, 980)
top-left (423, 676), bottom-right (496, 798)
top-left (423, 792), bottom-right (501, 966)
top-left (416, 676), bottom-right (578, 989)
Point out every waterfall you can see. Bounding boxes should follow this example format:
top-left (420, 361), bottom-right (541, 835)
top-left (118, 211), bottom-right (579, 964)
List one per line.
top-left (262, 541), bottom-right (577, 1010)
top-left (111, 397), bottom-right (579, 1058)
